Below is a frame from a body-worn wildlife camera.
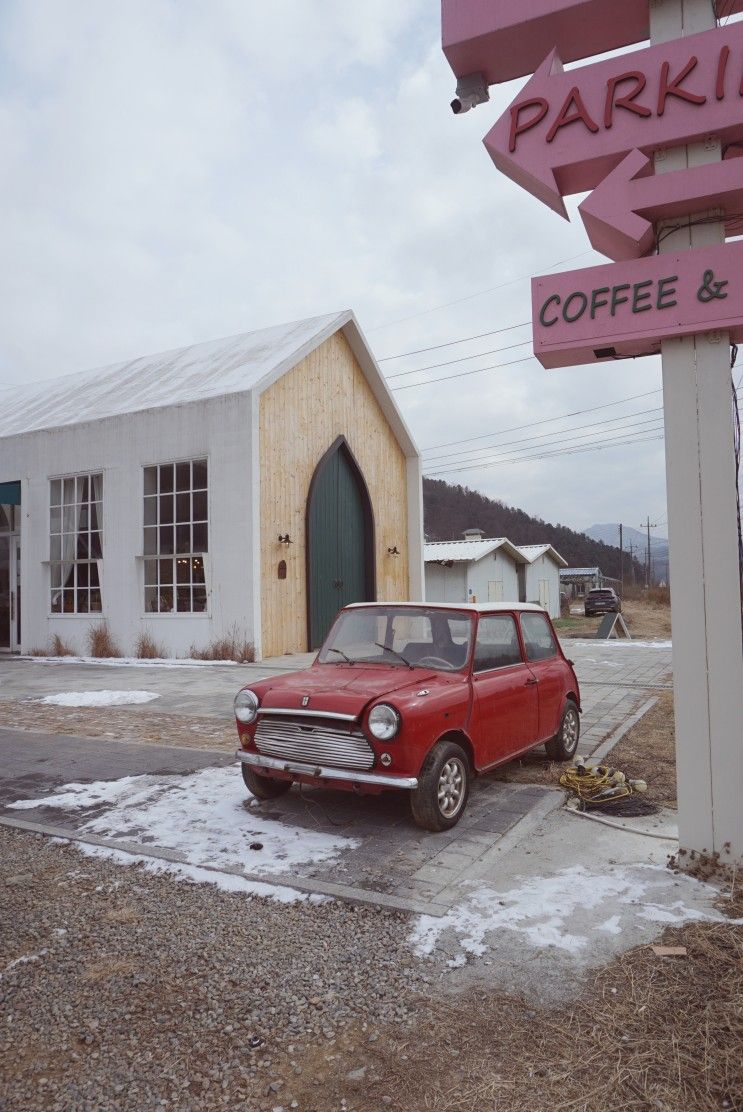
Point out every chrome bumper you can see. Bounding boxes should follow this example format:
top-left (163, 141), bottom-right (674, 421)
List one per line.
top-left (235, 750), bottom-right (418, 790)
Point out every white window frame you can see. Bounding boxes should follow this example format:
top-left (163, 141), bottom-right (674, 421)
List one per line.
top-left (142, 456), bottom-right (209, 617)
top-left (48, 471), bottom-right (104, 616)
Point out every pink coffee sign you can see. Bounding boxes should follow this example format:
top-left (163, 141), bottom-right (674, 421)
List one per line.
top-left (532, 240), bottom-right (743, 369)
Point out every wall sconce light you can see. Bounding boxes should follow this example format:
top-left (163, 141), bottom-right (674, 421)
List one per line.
top-left (278, 534), bottom-right (293, 545)
top-left (387, 545), bottom-right (400, 556)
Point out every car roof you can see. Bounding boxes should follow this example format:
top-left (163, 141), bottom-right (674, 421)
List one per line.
top-left (344, 601), bottom-right (548, 614)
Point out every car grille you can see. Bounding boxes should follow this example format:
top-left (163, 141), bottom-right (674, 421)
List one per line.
top-left (254, 717), bottom-right (375, 771)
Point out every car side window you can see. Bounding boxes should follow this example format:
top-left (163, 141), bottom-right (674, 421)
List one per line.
top-left (520, 613), bottom-right (558, 662)
top-left (474, 615), bottom-right (522, 673)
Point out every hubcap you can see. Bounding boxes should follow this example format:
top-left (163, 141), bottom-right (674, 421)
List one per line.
top-left (437, 757), bottom-right (466, 817)
top-left (563, 709), bottom-right (579, 751)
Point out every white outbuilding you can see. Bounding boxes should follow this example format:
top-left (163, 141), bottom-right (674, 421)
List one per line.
top-left (516, 544), bottom-right (567, 618)
top-left (0, 311), bottom-right (423, 660)
top-left (424, 537), bottom-right (527, 605)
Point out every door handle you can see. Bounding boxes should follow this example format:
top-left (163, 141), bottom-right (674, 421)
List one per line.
top-left (525, 677), bottom-right (538, 686)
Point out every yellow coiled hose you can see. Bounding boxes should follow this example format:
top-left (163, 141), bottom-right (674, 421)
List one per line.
top-left (559, 757), bottom-right (648, 809)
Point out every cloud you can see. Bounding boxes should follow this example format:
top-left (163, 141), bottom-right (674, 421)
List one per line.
top-left (0, 0), bottom-right (671, 529)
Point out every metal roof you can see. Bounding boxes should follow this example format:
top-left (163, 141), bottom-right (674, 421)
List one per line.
top-left (424, 538), bottom-right (527, 565)
top-left (560, 567), bottom-right (601, 577)
top-left (0, 311), bottom-right (419, 459)
top-left (517, 543), bottom-right (568, 568)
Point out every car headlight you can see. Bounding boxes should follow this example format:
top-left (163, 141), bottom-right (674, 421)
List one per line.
top-left (234, 689), bottom-right (259, 724)
top-left (368, 703), bottom-right (400, 741)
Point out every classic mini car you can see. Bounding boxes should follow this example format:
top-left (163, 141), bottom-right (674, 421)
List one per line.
top-left (234, 602), bottom-right (581, 831)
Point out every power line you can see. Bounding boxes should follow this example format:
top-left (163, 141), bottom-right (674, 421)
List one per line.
top-left (387, 337), bottom-right (533, 379)
top-left (421, 389), bottom-right (664, 452)
top-left (367, 251), bottom-right (594, 332)
top-left (392, 352), bottom-right (539, 391)
top-left (378, 320), bottom-right (532, 362)
top-left (424, 432), bottom-right (666, 476)
top-left (425, 419), bottom-right (666, 476)
top-left (424, 406), bottom-right (665, 465)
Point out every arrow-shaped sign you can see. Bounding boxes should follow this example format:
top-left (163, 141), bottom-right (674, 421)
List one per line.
top-left (579, 149), bottom-right (743, 261)
top-left (442, 0), bottom-right (743, 86)
top-left (485, 21), bottom-right (743, 217)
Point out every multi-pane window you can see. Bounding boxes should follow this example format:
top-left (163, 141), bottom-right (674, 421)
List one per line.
top-left (50, 473), bottom-right (103, 614)
top-left (143, 459), bottom-right (208, 613)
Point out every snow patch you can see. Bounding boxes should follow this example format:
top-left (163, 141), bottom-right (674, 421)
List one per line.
top-left (21, 656), bottom-right (241, 668)
top-left (37, 690), bottom-right (160, 707)
top-left (74, 843), bottom-right (329, 903)
top-left (8, 765), bottom-right (358, 880)
top-left (410, 865), bottom-right (734, 961)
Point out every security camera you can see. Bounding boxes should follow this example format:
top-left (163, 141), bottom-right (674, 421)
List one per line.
top-left (450, 72), bottom-right (489, 115)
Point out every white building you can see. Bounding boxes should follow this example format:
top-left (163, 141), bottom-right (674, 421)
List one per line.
top-left (0, 311), bottom-right (423, 660)
top-left (424, 538), bottom-right (527, 604)
top-left (517, 544), bottom-right (567, 618)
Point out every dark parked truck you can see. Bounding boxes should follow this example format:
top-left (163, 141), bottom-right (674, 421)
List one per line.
top-left (584, 588), bottom-right (621, 616)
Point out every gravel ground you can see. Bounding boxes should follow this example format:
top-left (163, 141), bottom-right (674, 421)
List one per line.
top-left (0, 700), bottom-right (234, 750)
top-left (0, 827), bottom-right (434, 1112)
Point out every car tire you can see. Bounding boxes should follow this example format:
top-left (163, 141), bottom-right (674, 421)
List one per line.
top-left (545, 701), bottom-right (580, 762)
top-left (241, 762), bottom-right (292, 799)
top-left (410, 741), bottom-right (470, 832)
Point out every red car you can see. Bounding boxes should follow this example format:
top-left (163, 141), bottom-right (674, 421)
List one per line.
top-left (234, 603), bottom-right (581, 832)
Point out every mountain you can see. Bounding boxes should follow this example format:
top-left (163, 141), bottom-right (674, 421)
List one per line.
top-left (584, 524), bottom-right (669, 583)
top-left (423, 478), bottom-right (643, 582)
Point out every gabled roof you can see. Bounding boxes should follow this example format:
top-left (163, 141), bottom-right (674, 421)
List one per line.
top-left (424, 538), bottom-right (527, 565)
top-left (518, 543), bottom-right (568, 568)
top-left (0, 311), bottom-right (418, 457)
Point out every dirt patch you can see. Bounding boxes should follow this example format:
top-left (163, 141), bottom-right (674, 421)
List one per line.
top-left (0, 700), bottom-right (235, 751)
top-left (290, 909), bottom-right (743, 1112)
top-left (610, 690), bottom-right (677, 809)
top-left (556, 598), bottom-right (672, 641)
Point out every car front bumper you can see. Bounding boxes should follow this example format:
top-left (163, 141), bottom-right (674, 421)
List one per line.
top-left (235, 750), bottom-right (418, 790)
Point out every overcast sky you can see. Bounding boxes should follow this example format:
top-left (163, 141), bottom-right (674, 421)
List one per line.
top-left (6, 2), bottom-right (738, 537)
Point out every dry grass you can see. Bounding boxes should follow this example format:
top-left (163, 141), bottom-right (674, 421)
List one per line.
top-left (291, 888), bottom-right (743, 1112)
top-left (51, 634), bottom-right (75, 657)
top-left (557, 598), bottom-right (672, 641)
top-left (83, 958), bottom-right (138, 983)
top-left (87, 622), bottom-right (121, 658)
top-left (610, 690), bottom-right (677, 808)
top-left (189, 624), bottom-right (255, 663)
top-left (134, 632), bottom-right (167, 659)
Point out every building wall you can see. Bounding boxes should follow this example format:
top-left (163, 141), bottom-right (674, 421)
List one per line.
top-left (1, 393), bottom-right (254, 656)
top-left (424, 561), bottom-right (468, 603)
top-left (466, 549), bottom-right (520, 604)
top-left (523, 554), bottom-right (561, 618)
top-left (258, 331), bottom-right (410, 657)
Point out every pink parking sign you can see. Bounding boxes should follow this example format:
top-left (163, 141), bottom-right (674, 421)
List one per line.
top-left (532, 240), bottom-right (743, 368)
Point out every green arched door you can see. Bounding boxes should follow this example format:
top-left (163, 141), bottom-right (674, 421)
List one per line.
top-left (307, 439), bottom-right (375, 649)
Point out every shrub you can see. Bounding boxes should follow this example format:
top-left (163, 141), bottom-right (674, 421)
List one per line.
top-left (135, 632), bottom-right (167, 659)
top-left (50, 634), bottom-right (75, 657)
top-left (88, 622), bottom-right (122, 658)
top-left (190, 625), bottom-right (255, 663)
top-left (647, 585), bottom-right (671, 606)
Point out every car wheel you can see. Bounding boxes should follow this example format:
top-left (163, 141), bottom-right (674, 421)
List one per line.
top-left (241, 762), bottom-right (292, 799)
top-left (410, 741), bottom-right (470, 832)
top-left (545, 701), bottom-right (580, 761)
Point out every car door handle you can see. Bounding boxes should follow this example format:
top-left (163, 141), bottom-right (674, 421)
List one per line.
top-left (525, 677), bottom-right (538, 686)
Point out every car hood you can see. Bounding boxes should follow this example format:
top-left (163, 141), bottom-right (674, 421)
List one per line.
top-left (252, 664), bottom-right (444, 719)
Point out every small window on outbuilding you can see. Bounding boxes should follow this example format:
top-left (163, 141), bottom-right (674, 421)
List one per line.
top-left (278, 560), bottom-right (287, 580)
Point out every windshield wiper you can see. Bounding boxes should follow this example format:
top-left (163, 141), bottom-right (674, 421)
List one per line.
top-left (374, 642), bottom-right (413, 669)
top-left (327, 647), bottom-right (354, 664)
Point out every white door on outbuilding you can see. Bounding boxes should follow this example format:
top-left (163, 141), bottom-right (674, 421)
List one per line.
top-left (539, 580), bottom-right (550, 610)
top-left (488, 580), bottom-right (504, 602)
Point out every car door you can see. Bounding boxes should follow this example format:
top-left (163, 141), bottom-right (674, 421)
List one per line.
top-left (519, 611), bottom-right (565, 741)
top-left (470, 613), bottom-right (539, 768)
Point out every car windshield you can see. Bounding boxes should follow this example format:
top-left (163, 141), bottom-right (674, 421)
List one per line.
top-left (318, 607), bottom-right (474, 671)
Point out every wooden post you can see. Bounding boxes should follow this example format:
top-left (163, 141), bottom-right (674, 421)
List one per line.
top-left (652, 0), bottom-right (743, 858)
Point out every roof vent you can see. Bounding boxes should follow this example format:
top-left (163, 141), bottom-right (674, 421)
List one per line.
top-left (463, 528), bottom-right (485, 540)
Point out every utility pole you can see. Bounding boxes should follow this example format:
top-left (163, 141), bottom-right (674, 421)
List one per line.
top-left (642, 516), bottom-right (657, 589)
top-left (628, 540), bottom-right (637, 586)
top-left (619, 523), bottom-right (624, 593)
